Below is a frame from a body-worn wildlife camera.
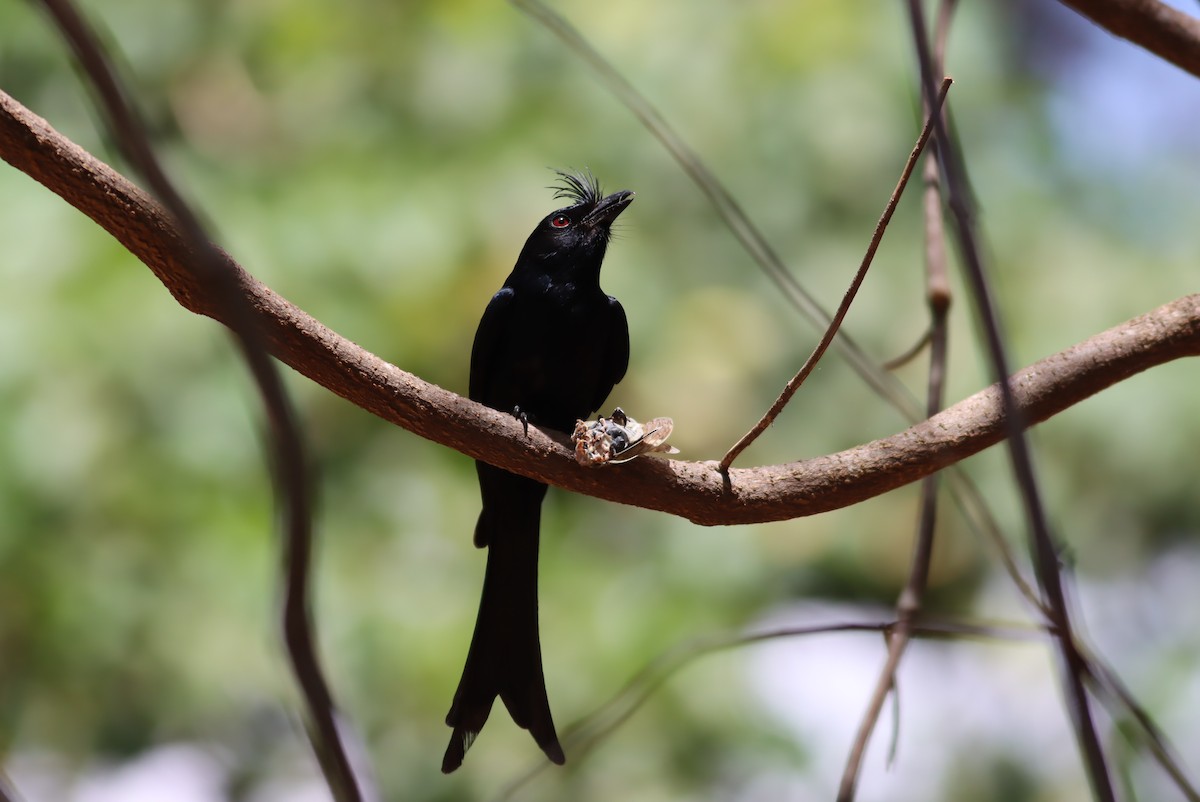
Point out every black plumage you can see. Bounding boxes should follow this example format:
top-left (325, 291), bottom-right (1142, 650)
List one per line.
top-left (442, 170), bottom-right (634, 772)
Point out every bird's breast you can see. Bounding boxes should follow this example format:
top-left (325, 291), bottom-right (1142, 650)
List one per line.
top-left (491, 288), bottom-right (618, 428)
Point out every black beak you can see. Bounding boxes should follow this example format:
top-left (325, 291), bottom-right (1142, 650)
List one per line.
top-left (583, 190), bottom-right (635, 228)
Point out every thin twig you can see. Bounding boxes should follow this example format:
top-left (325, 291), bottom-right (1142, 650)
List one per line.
top-left (905, 1), bottom-right (1116, 799)
top-left (492, 618), bottom-right (1045, 801)
top-left (838, 5), bottom-right (957, 795)
top-left (881, 327), bottom-right (933, 370)
top-left (1084, 651), bottom-right (1200, 801)
top-left (719, 78), bottom-right (952, 471)
top-left (30, 3), bottom-right (365, 800)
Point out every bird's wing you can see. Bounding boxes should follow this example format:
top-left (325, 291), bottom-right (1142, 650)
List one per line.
top-left (469, 287), bottom-right (516, 402)
top-left (596, 295), bottom-right (630, 411)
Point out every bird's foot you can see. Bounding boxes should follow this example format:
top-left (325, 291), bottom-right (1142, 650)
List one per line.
top-left (512, 405), bottom-right (531, 437)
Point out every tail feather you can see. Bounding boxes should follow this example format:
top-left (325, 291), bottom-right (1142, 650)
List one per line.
top-left (442, 466), bottom-right (563, 773)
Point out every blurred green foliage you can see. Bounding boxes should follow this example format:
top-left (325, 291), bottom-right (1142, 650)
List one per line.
top-left (2, 1), bottom-right (1199, 800)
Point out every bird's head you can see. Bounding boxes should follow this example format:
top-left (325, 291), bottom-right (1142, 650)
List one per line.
top-left (517, 170), bottom-right (634, 274)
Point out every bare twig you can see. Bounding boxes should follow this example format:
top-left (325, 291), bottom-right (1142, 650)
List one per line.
top-left (719, 78), bottom-right (951, 471)
top-left (28, 3), bottom-right (365, 800)
top-left (2, 85), bottom-right (1199, 526)
top-left (881, 327), bottom-right (933, 370)
top-left (839, 5), bottom-right (957, 795)
top-left (1084, 651), bottom-right (1200, 801)
top-left (494, 618), bottom-right (1045, 801)
top-left (906, 1), bottom-right (1116, 799)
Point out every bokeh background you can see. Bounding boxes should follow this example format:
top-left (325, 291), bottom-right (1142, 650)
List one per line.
top-left (2, 1), bottom-right (1199, 800)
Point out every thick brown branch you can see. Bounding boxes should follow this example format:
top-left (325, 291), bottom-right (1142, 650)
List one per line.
top-left (1057, 0), bottom-right (1200, 78)
top-left (3, 87), bottom-right (1199, 525)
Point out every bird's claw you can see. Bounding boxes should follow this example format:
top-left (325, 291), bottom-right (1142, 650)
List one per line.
top-left (512, 406), bottom-right (531, 437)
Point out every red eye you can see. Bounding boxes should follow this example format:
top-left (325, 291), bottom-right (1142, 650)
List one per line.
top-left (550, 214), bottom-right (570, 228)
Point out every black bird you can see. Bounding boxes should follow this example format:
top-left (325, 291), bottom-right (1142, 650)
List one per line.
top-left (443, 171), bottom-right (633, 773)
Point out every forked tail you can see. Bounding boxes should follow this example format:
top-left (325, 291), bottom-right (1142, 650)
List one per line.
top-left (442, 466), bottom-right (563, 772)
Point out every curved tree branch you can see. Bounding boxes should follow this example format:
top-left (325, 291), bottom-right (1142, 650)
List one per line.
top-left (3, 87), bottom-right (1199, 526)
top-left (1057, 0), bottom-right (1200, 79)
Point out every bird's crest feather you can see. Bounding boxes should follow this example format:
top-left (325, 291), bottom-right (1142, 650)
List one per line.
top-left (550, 169), bottom-right (603, 207)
